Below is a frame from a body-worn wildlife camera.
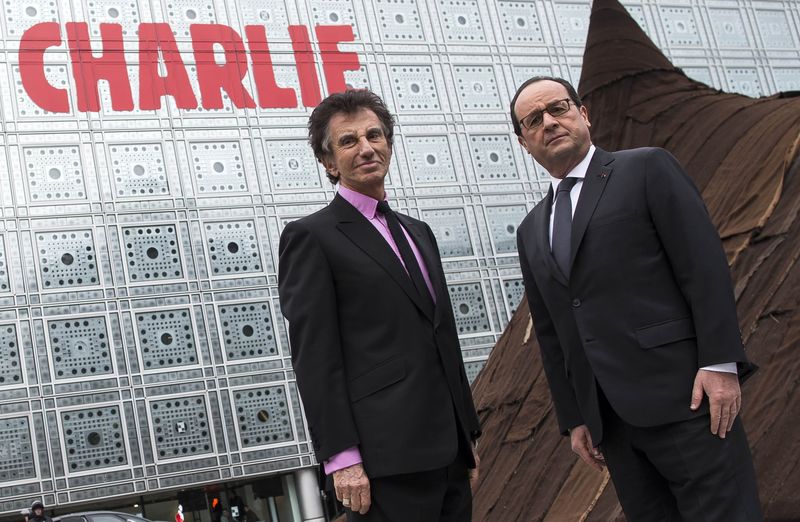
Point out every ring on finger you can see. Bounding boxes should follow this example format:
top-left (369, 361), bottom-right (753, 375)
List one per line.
top-left (342, 498), bottom-right (351, 506)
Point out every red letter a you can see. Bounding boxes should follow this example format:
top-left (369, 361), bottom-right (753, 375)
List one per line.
top-left (190, 24), bottom-right (256, 110)
top-left (66, 23), bottom-right (133, 112)
top-left (138, 23), bottom-right (197, 110)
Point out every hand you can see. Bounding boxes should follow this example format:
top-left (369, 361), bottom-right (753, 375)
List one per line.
top-left (469, 447), bottom-right (480, 491)
top-left (570, 424), bottom-right (605, 471)
top-left (691, 369), bottom-right (741, 438)
top-left (333, 463), bottom-right (371, 515)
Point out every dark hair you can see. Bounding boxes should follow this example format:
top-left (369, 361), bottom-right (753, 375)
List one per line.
top-left (509, 76), bottom-right (582, 136)
top-left (308, 89), bottom-right (395, 184)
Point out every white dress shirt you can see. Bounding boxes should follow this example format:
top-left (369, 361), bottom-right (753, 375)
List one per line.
top-left (546, 144), bottom-right (736, 374)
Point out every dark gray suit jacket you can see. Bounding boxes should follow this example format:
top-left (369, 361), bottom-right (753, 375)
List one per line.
top-left (279, 194), bottom-right (480, 478)
top-left (516, 147), bottom-right (755, 444)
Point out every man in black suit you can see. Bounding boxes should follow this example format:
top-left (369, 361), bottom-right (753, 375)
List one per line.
top-left (512, 77), bottom-right (761, 520)
top-left (278, 89), bottom-right (480, 521)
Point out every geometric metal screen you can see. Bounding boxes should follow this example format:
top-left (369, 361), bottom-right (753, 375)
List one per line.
top-left (0, 0), bottom-right (797, 514)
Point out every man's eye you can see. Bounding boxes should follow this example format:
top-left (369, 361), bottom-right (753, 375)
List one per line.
top-left (339, 137), bottom-right (356, 147)
top-left (368, 131), bottom-right (384, 141)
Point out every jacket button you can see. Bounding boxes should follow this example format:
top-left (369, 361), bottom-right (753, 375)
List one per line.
top-left (572, 298), bottom-right (581, 308)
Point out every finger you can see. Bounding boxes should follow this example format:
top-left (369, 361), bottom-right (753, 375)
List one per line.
top-left (709, 395), bottom-right (722, 435)
top-left (690, 373), bottom-right (704, 410)
top-left (359, 484), bottom-right (371, 514)
top-left (726, 404), bottom-right (737, 433)
top-left (349, 489), bottom-right (362, 513)
top-left (718, 407), bottom-right (730, 439)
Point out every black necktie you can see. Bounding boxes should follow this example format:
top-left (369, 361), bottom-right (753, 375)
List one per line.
top-left (376, 200), bottom-right (434, 306)
top-left (552, 177), bottom-right (579, 277)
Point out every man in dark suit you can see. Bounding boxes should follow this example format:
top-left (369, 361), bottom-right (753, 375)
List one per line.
top-left (278, 89), bottom-right (480, 521)
top-left (512, 77), bottom-right (762, 520)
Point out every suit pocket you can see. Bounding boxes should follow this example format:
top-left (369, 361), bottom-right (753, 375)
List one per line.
top-left (349, 357), bottom-right (406, 402)
top-left (635, 317), bottom-right (696, 349)
top-left (587, 211), bottom-right (639, 230)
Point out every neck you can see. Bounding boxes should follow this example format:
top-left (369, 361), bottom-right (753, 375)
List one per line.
top-left (341, 181), bottom-right (385, 201)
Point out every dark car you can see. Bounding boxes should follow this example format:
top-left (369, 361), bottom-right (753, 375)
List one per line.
top-left (54, 511), bottom-right (156, 522)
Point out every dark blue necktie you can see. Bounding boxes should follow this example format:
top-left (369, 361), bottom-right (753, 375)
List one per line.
top-left (552, 177), bottom-right (579, 277)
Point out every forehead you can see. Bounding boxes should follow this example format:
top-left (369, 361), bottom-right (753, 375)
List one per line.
top-left (514, 80), bottom-right (570, 116)
top-left (328, 108), bottom-right (382, 138)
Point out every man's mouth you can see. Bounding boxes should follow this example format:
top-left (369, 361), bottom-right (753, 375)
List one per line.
top-left (546, 134), bottom-right (568, 145)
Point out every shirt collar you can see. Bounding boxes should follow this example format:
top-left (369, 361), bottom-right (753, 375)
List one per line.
top-left (338, 185), bottom-right (386, 219)
top-left (550, 143), bottom-right (596, 193)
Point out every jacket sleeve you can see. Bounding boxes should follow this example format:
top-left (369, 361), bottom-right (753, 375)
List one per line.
top-left (517, 225), bottom-right (584, 435)
top-left (278, 220), bottom-right (360, 461)
top-left (424, 222), bottom-right (482, 440)
top-left (643, 148), bottom-right (750, 372)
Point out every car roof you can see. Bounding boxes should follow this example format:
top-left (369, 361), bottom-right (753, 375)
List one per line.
top-left (54, 512), bottom-right (151, 521)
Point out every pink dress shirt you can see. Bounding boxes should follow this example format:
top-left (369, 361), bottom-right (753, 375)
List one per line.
top-left (323, 185), bottom-right (437, 475)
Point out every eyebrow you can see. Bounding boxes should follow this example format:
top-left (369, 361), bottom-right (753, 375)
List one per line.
top-left (336, 126), bottom-right (383, 144)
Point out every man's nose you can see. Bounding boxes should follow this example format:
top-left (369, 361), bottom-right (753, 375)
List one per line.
top-left (541, 111), bottom-right (560, 129)
top-left (356, 136), bottom-right (375, 155)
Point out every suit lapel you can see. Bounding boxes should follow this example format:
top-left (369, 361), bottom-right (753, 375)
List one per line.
top-left (569, 148), bottom-right (615, 272)
top-left (332, 195), bottom-right (435, 323)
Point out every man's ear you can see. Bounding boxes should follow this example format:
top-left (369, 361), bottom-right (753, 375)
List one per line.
top-left (321, 157), bottom-right (337, 179)
top-left (517, 135), bottom-right (530, 153)
top-left (580, 105), bottom-right (591, 128)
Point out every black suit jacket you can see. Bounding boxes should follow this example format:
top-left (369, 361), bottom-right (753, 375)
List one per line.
top-left (278, 194), bottom-right (480, 478)
top-left (516, 147), bottom-right (754, 444)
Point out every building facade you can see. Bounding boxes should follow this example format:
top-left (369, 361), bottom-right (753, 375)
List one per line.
top-left (0, 0), bottom-right (797, 520)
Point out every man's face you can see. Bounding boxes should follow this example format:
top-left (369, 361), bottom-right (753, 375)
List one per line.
top-left (322, 108), bottom-right (392, 197)
top-left (514, 80), bottom-right (592, 178)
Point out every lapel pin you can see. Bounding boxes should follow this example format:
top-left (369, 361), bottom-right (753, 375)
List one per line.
top-left (599, 170), bottom-right (608, 178)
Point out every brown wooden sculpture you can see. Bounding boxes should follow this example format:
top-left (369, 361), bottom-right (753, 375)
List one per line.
top-left (471, 0), bottom-right (800, 519)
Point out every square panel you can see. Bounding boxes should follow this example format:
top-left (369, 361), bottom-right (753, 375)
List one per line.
top-left (310, 0), bottom-right (357, 35)
top-left (149, 395), bottom-right (213, 460)
top-left (264, 140), bottom-right (322, 190)
top-left (135, 308), bottom-right (198, 370)
top-left (86, 0), bottom-right (140, 36)
top-left (232, 385), bottom-right (294, 448)
top-left (420, 208), bottom-right (473, 258)
top-left (61, 406), bottom-right (128, 472)
top-left (110, 144), bottom-right (170, 198)
top-left (204, 220), bottom-right (264, 277)
top-left (0, 324), bottom-right (22, 387)
top-left (217, 302), bottom-right (279, 361)
top-left (235, 0), bottom-right (289, 30)
top-left (23, 145), bottom-right (87, 202)
top-left (497, 1), bottom-right (543, 44)
top-left (448, 282), bottom-right (490, 334)
top-left (405, 136), bottom-right (457, 184)
top-left (47, 316), bottom-right (114, 380)
top-left (35, 230), bottom-right (100, 290)
top-left (708, 8), bottom-right (749, 48)
top-left (726, 68), bottom-right (762, 97)
top-left (659, 6), bottom-right (702, 47)
top-left (502, 278), bottom-right (525, 316)
top-left (552, 3), bottom-right (590, 45)
top-left (453, 66), bottom-right (502, 111)
top-left (164, 0), bottom-right (217, 38)
top-left (4, 0), bottom-right (58, 36)
top-left (0, 417), bottom-right (36, 482)
top-left (469, 135), bottom-right (519, 181)
top-left (437, 0), bottom-right (486, 42)
top-left (190, 142), bottom-right (249, 195)
top-left (389, 66), bottom-right (441, 111)
top-left (375, 0), bottom-right (424, 41)
top-left (755, 9), bottom-right (795, 49)
top-left (485, 205), bottom-right (528, 254)
top-left (121, 224), bottom-right (184, 282)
